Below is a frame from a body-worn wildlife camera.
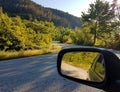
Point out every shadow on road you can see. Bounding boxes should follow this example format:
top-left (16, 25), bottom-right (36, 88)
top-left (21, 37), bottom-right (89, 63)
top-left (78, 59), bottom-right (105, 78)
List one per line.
top-left (0, 53), bottom-right (87, 92)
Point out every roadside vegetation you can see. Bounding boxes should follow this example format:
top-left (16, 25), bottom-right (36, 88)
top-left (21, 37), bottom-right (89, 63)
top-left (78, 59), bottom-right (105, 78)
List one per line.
top-left (0, 0), bottom-right (119, 60)
top-left (0, 8), bottom-right (63, 60)
top-left (62, 52), bottom-right (99, 70)
top-left (56, 0), bottom-right (120, 49)
top-left (62, 52), bottom-right (105, 76)
top-left (0, 44), bottom-right (61, 60)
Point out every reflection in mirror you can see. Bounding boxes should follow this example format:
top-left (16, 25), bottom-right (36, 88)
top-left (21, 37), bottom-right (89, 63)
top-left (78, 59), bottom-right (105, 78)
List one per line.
top-left (61, 52), bottom-right (105, 82)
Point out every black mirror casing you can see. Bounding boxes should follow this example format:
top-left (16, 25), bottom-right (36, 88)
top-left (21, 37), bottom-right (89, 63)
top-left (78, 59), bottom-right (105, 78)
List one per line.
top-left (57, 48), bottom-right (120, 92)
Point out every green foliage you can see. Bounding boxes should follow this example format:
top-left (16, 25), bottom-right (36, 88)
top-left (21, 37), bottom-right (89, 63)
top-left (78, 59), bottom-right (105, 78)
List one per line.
top-left (0, 44), bottom-right (62, 60)
top-left (24, 20), bottom-right (56, 48)
top-left (0, 0), bottom-right (119, 51)
top-left (0, 8), bottom-right (54, 51)
top-left (0, 0), bottom-right (82, 28)
top-left (105, 32), bottom-right (120, 49)
top-left (81, 0), bottom-right (115, 45)
top-left (73, 28), bottom-right (93, 46)
top-left (53, 26), bottom-right (94, 46)
top-left (62, 52), bottom-right (99, 70)
top-left (53, 27), bottom-right (74, 44)
top-left (0, 12), bottom-right (22, 50)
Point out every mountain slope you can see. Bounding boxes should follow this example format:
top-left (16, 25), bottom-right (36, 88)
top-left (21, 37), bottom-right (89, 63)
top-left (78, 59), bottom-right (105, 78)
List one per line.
top-left (0, 0), bottom-right (82, 28)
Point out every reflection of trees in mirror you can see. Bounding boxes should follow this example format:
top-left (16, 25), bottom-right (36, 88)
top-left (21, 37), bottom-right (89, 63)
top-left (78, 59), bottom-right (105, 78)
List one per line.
top-left (62, 52), bottom-right (99, 70)
top-left (61, 52), bottom-right (105, 82)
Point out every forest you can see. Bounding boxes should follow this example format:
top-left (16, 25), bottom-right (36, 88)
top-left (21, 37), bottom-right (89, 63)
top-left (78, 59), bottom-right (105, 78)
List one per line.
top-left (56, 0), bottom-right (120, 49)
top-left (0, 0), bottom-right (120, 55)
top-left (0, 0), bottom-right (82, 28)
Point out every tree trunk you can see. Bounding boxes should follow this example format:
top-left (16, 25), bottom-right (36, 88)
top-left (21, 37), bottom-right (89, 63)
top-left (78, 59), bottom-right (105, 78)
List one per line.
top-left (93, 22), bottom-right (97, 45)
top-left (93, 29), bottom-right (97, 45)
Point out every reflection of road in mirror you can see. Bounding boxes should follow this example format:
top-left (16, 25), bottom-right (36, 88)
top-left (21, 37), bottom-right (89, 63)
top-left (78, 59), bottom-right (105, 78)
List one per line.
top-left (61, 62), bottom-right (89, 80)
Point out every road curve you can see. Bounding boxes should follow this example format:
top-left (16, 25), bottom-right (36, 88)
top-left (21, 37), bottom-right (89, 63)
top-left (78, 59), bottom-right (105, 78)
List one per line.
top-left (0, 53), bottom-right (104, 92)
top-left (61, 62), bottom-right (88, 80)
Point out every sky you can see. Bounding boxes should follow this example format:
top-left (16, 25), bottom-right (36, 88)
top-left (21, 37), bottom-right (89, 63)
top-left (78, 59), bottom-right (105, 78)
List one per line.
top-left (32, 0), bottom-right (120, 17)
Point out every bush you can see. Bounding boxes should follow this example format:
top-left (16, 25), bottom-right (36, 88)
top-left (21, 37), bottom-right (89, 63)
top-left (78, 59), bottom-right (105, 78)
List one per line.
top-left (73, 30), bottom-right (94, 46)
top-left (0, 10), bottom-right (54, 51)
top-left (107, 33), bottom-right (120, 49)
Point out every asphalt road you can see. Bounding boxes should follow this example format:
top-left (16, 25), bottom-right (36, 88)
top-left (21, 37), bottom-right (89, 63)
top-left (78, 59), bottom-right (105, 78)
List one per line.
top-left (0, 53), bottom-right (105, 92)
top-left (0, 44), bottom-right (119, 92)
top-left (61, 62), bottom-right (88, 80)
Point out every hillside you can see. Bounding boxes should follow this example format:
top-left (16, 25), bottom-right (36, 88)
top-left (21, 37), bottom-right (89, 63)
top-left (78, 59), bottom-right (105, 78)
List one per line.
top-left (0, 0), bottom-right (82, 28)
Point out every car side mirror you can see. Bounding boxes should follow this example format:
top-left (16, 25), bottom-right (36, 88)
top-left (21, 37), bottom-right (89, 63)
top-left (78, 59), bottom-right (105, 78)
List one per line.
top-left (57, 48), bottom-right (120, 92)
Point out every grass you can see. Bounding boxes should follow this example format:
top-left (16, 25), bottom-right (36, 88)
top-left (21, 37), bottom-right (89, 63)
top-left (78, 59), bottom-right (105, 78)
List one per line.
top-left (0, 44), bottom-right (62, 61)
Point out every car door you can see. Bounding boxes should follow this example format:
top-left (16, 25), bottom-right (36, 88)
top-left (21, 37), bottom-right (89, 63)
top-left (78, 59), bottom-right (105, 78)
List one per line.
top-left (89, 54), bottom-right (105, 82)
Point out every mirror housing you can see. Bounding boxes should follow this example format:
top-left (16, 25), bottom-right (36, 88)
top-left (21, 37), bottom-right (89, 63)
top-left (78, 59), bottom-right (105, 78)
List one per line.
top-left (57, 48), bottom-right (120, 91)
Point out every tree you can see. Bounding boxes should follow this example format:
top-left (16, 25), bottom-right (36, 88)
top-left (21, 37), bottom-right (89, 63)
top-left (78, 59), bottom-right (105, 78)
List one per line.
top-left (81, 0), bottom-right (115, 45)
top-left (0, 13), bottom-right (23, 51)
top-left (0, 0), bottom-right (82, 28)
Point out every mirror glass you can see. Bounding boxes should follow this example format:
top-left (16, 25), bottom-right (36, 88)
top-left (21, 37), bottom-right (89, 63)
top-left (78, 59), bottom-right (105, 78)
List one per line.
top-left (61, 51), bottom-right (105, 82)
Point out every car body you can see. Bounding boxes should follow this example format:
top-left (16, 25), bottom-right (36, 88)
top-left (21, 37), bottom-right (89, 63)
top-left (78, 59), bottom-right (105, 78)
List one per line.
top-left (88, 54), bottom-right (105, 82)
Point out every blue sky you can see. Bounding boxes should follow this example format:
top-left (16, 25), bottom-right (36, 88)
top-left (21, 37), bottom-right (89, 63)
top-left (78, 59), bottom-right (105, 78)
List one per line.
top-left (32, 0), bottom-right (117, 17)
